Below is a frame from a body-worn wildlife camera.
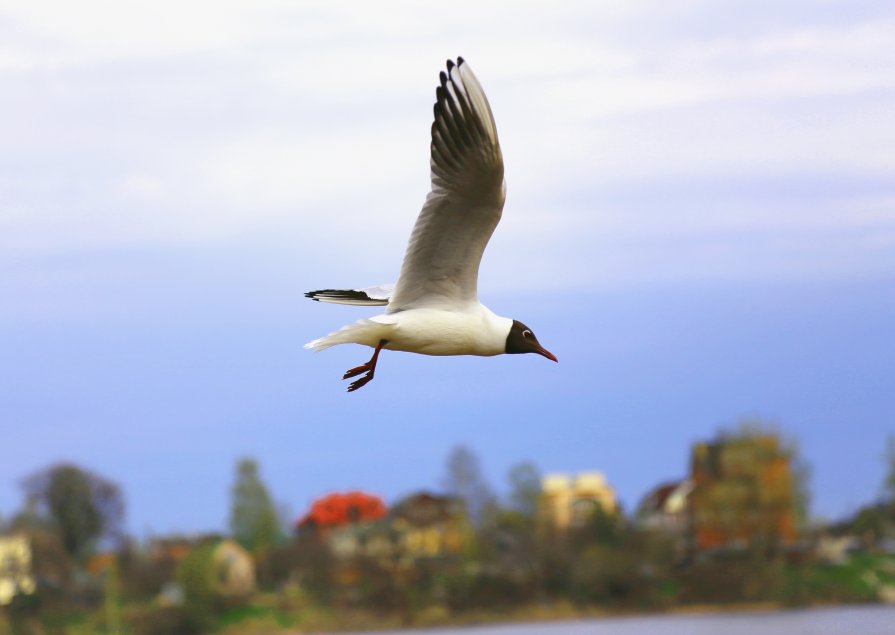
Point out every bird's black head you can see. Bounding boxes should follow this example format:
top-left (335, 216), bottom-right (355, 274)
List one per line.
top-left (505, 320), bottom-right (558, 362)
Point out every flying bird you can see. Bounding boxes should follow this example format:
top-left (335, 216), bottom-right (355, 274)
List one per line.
top-left (305, 57), bottom-right (557, 392)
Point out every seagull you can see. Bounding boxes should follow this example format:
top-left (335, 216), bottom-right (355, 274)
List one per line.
top-left (305, 57), bottom-right (557, 392)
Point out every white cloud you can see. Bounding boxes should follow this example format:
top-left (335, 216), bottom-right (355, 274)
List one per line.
top-left (118, 173), bottom-right (164, 199)
top-left (1, 0), bottom-right (893, 305)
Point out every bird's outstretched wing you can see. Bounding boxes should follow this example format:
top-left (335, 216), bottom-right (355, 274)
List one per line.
top-left (387, 58), bottom-right (505, 313)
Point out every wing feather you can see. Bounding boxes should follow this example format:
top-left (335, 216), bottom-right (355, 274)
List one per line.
top-left (387, 58), bottom-right (505, 312)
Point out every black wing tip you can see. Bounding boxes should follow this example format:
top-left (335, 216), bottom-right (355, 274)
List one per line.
top-left (446, 57), bottom-right (465, 72)
top-left (305, 288), bottom-right (336, 298)
top-left (306, 288), bottom-right (375, 303)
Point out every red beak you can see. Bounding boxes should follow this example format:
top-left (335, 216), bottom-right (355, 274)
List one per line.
top-left (535, 345), bottom-right (558, 363)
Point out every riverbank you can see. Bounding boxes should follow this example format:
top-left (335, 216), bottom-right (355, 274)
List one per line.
top-left (5, 550), bottom-right (893, 635)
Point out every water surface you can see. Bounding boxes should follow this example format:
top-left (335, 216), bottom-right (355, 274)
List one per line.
top-left (340, 605), bottom-right (895, 635)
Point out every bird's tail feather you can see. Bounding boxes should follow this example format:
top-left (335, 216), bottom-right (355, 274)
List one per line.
top-left (304, 319), bottom-right (389, 352)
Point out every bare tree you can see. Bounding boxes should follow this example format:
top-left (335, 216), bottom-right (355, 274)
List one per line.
top-left (507, 461), bottom-right (541, 519)
top-left (884, 435), bottom-right (895, 503)
top-left (441, 445), bottom-right (496, 526)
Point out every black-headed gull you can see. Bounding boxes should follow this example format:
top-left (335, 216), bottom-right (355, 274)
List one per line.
top-left (305, 57), bottom-right (557, 392)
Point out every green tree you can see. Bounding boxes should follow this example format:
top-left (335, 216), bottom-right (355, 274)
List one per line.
top-left (177, 541), bottom-right (218, 632)
top-left (229, 458), bottom-right (277, 553)
top-left (21, 463), bottom-right (124, 559)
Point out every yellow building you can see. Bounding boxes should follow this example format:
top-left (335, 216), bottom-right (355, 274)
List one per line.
top-left (391, 492), bottom-right (468, 561)
top-left (539, 472), bottom-right (617, 530)
top-left (0, 534), bottom-right (37, 605)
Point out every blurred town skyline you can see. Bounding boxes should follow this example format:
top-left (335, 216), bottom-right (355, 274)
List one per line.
top-left (3, 426), bottom-right (894, 634)
top-left (2, 421), bottom-right (890, 542)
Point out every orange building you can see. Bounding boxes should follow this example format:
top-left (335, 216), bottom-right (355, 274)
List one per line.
top-left (689, 434), bottom-right (797, 551)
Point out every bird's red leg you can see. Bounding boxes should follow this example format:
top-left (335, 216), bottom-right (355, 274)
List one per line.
top-left (343, 339), bottom-right (388, 392)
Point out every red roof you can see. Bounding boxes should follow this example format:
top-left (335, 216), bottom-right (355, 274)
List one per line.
top-left (298, 491), bottom-right (387, 529)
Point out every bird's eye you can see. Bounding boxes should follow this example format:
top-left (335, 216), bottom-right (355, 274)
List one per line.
top-left (523, 330), bottom-right (532, 338)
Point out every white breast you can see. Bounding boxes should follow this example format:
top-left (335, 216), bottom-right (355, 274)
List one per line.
top-left (377, 306), bottom-right (513, 357)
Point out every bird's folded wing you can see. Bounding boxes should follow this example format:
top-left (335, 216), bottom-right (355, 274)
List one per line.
top-left (305, 283), bottom-right (394, 306)
top-left (387, 58), bottom-right (505, 313)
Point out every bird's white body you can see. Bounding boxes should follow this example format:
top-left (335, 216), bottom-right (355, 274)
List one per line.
top-left (306, 305), bottom-right (513, 357)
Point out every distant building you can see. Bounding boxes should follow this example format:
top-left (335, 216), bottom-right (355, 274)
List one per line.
top-left (814, 534), bottom-right (859, 565)
top-left (689, 434), bottom-right (797, 551)
top-left (327, 520), bottom-right (394, 561)
top-left (390, 492), bottom-right (468, 561)
top-left (324, 492), bottom-right (468, 565)
top-left (212, 539), bottom-right (256, 600)
top-left (296, 490), bottom-right (392, 579)
top-left (636, 479), bottom-right (693, 534)
top-left (539, 471), bottom-right (617, 530)
top-left (0, 533), bottom-right (36, 605)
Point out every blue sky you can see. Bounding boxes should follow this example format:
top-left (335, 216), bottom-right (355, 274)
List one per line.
top-left (1, 1), bottom-right (894, 536)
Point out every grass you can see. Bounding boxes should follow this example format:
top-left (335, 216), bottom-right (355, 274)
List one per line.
top-left (785, 552), bottom-right (895, 604)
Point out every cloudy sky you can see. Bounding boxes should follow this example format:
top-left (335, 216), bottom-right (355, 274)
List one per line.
top-left (2, 1), bottom-right (894, 535)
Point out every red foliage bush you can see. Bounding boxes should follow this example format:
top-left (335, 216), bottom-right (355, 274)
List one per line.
top-left (297, 491), bottom-right (387, 529)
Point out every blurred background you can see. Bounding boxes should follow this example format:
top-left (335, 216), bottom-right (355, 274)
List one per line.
top-left (1, 1), bottom-right (894, 633)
